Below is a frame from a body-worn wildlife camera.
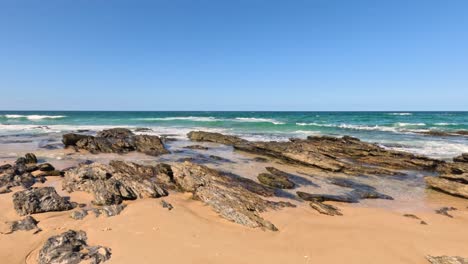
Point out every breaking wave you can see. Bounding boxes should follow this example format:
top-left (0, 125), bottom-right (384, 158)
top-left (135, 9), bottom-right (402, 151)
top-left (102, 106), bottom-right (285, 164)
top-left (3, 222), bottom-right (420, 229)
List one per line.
top-left (3, 114), bottom-right (66, 120)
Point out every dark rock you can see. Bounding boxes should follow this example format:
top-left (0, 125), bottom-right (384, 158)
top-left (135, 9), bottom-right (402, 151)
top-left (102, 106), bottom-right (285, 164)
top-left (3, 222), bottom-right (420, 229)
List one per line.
top-left (171, 161), bottom-right (295, 231)
top-left (62, 128), bottom-right (169, 156)
top-left (38, 163), bottom-right (55, 171)
top-left (0, 164), bottom-right (12, 173)
top-left (100, 204), bottom-right (126, 217)
top-left (70, 209), bottom-right (88, 220)
top-left (24, 153), bottom-right (38, 164)
top-left (453, 153), bottom-right (468, 163)
top-left (253, 157), bottom-right (269, 163)
top-left (426, 255), bottom-right (468, 264)
top-left (2, 216), bottom-right (39, 234)
top-left (420, 221), bottom-right (428, 225)
top-left (258, 173), bottom-right (295, 189)
top-left (134, 127), bottom-right (152, 132)
top-left (403, 214), bottom-right (421, 220)
top-left (309, 201), bottom-right (342, 216)
top-left (160, 200), bottom-right (173, 210)
top-left (0, 172), bottom-right (36, 190)
top-left (12, 187), bottom-right (76, 216)
top-left (62, 133), bottom-right (91, 146)
top-left (209, 155), bottom-right (232, 162)
top-left (0, 186), bottom-right (12, 194)
top-left (184, 145), bottom-right (208, 150)
top-left (63, 161), bottom-right (168, 206)
top-left (38, 230), bottom-right (111, 264)
top-left (297, 191), bottom-right (359, 203)
top-left (435, 207), bottom-right (457, 218)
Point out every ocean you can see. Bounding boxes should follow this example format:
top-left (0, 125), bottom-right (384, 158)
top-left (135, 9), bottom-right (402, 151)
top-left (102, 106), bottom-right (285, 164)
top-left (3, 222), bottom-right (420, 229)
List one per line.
top-left (0, 111), bottom-right (467, 159)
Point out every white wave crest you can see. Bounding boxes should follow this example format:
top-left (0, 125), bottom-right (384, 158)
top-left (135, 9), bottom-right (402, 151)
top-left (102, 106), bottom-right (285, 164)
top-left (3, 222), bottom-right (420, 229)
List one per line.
top-left (395, 122), bottom-right (426, 127)
top-left (434, 122), bottom-right (459, 126)
top-left (3, 114), bottom-right (66, 120)
top-left (388, 113), bottom-right (413, 116)
top-left (234, 118), bottom-right (284, 125)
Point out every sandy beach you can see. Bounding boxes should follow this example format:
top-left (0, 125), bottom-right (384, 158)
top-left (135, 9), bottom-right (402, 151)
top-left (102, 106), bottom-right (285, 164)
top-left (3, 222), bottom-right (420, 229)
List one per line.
top-left (1, 128), bottom-right (467, 264)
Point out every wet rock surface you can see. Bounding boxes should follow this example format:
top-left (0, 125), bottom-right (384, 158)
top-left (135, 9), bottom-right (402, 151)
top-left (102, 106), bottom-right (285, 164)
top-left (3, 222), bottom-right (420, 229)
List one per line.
top-left (13, 187), bottom-right (76, 216)
top-left (63, 161), bottom-right (168, 205)
top-left (38, 230), bottom-right (111, 264)
top-left (63, 128), bottom-right (169, 156)
top-left (257, 168), bottom-right (295, 189)
top-left (171, 161), bottom-right (295, 231)
top-left (188, 131), bottom-right (442, 176)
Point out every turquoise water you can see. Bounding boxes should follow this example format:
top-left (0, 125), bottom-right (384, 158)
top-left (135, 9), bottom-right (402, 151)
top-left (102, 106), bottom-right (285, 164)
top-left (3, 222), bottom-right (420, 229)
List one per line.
top-left (1, 111), bottom-right (467, 159)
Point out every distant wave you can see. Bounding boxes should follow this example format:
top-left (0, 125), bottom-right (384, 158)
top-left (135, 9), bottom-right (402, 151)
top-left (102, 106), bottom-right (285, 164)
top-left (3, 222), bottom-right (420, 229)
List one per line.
top-left (395, 122), bottom-right (426, 127)
top-left (233, 118), bottom-right (285, 125)
top-left (388, 113), bottom-right (413, 116)
top-left (434, 122), bottom-right (459, 126)
top-left (3, 114), bottom-right (66, 120)
top-left (134, 116), bottom-right (285, 125)
top-left (135, 116), bottom-right (220, 122)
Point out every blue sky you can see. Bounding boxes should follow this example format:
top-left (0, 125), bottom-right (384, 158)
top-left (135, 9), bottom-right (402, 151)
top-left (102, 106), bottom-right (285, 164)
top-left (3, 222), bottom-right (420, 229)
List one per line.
top-left (0, 0), bottom-right (467, 111)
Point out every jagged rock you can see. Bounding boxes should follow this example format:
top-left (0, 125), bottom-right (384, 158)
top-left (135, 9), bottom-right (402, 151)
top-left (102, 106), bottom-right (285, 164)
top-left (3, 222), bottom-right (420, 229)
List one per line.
top-left (161, 200), bottom-right (173, 210)
top-left (2, 216), bottom-right (39, 234)
top-left (187, 131), bottom-right (442, 176)
top-left (425, 176), bottom-right (468, 199)
top-left (435, 207), bottom-right (457, 218)
top-left (62, 128), bottom-right (169, 156)
top-left (101, 204), bottom-right (126, 217)
top-left (188, 131), bottom-right (247, 145)
top-left (18, 153), bottom-right (37, 164)
top-left (309, 201), bottom-right (342, 216)
top-left (171, 161), bottom-right (294, 231)
top-left (62, 133), bottom-right (91, 146)
top-left (0, 172), bottom-right (35, 190)
top-left (38, 230), bottom-right (111, 264)
top-left (13, 187), bottom-right (76, 216)
top-left (184, 145), bottom-right (209, 150)
top-left (70, 209), bottom-right (88, 220)
top-left (426, 255), bottom-right (468, 264)
top-left (453, 153), bottom-right (468, 163)
top-left (258, 172), bottom-right (295, 189)
top-left (63, 161), bottom-right (168, 205)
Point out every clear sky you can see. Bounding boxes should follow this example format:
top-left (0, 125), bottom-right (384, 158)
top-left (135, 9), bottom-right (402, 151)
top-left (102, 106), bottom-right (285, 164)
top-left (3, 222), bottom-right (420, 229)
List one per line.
top-left (0, 0), bottom-right (467, 111)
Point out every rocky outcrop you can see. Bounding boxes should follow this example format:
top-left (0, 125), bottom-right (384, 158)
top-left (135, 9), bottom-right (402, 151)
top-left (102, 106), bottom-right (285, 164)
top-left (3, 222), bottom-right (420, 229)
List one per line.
top-left (63, 128), bottom-right (169, 156)
top-left (188, 131), bottom-right (247, 145)
top-left (1, 216), bottom-right (40, 234)
top-left (426, 256), bottom-right (468, 264)
top-left (257, 167), bottom-right (295, 189)
top-left (187, 131), bottom-right (442, 176)
top-left (63, 161), bottom-right (168, 205)
top-left (453, 153), bottom-right (468, 163)
top-left (425, 177), bottom-right (468, 199)
top-left (171, 161), bottom-right (295, 231)
top-left (13, 187), bottom-right (76, 216)
top-left (38, 230), bottom-right (111, 264)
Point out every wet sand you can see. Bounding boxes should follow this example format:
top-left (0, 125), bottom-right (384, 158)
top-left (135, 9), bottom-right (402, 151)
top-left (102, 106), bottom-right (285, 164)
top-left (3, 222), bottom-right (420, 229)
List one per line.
top-left (0, 137), bottom-right (467, 263)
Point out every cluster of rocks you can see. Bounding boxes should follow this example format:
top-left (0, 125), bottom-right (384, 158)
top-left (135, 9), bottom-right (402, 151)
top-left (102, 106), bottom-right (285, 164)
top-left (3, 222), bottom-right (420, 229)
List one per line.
top-left (38, 230), bottom-right (111, 264)
top-left (0, 153), bottom-right (61, 194)
top-left (187, 131), bottom-right (468, 201)
top-left (62, 128), bottom-right (169, 156)
top-left (188, 131), bottom-right (442, 176)
top-left (425, 153), bottom-right (468, 199)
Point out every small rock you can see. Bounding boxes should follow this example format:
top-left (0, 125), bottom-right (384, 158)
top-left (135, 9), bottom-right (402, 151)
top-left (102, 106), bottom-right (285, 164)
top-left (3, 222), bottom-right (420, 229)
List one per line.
top-left (258, 172), bottom-right (295, 189)
top-left (38, 230), bottom-right (111, 264)
top-left (420, 221), bottom-right (428, 225)
top-left (426, 255), bottom-right (468, 264)
top-left (38, 163), bottom-right (55, 171)
top-left (101, 204), bottom-right (126, 217)
top-left (2, 216), bottom-right (39, 234)
top-left (309, 201), bottom-right (342, 216)
top-left (160, 200), bottom-right (173, 210)
top-left (435, 207), bottom-right (457, 218)
top-left (403, 214), bottom-right (421, 220)
top-left (70, 209), bottom-right (88, 220)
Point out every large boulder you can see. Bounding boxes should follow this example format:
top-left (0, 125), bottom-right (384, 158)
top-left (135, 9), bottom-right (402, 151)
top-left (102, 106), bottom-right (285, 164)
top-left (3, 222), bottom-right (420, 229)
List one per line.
top-left (171, 161), bottom-right (294, 231)
top-left (12, 187), bottom-right (76, 216)
top-left (38, 230), bottom-right (111, 264)
top-left (63, 161), bottom-right (168, 205)
top-left (62, 128), bottom-right (169, 156)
